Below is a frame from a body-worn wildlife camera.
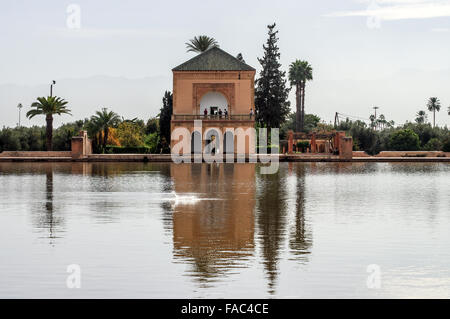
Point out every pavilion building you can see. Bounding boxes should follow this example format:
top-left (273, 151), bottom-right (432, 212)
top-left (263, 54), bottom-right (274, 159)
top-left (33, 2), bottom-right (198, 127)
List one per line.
top-left (171, 47), bottom-right (256, 154)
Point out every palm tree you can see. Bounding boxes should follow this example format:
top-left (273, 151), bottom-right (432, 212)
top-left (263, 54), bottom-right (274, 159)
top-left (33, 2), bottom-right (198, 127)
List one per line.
top-left (85, 117), bottom-right (102, 152)
top-left (377, 114), bottom-right (387, 130)
top-left (288, 60), bottom-right (313, 131)
top-left (90, 108), bottom-right (121, 151)
top-left (26, 96), bottom-right (71, 151)
top-left (415, 110), bottom-right (427, 124)
top-left (185, 35), bottom-right (219, 53)
top-left (427, 97), bottom-right (441, 127)
top-left (369, 114), bottom-right (376, 130)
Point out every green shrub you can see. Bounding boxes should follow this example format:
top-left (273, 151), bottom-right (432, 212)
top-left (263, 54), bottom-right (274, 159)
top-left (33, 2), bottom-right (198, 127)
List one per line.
top-left (443, 139), bottom-right (450, 152)
top-left (296, 141), bottom-right (310, 153)
top-left (144, 132), bottom-right (159, 154)
top-left (389, 129), bottom-right (420, 151)
top-left (423, 138), bottom-right (442, 151)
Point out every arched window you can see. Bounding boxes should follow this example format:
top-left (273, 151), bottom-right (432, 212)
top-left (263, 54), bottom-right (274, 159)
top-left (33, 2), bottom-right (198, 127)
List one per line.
top-left (191, 131), bottom-right (202, 154)
top-left (224, 131), bottom-right (234, 154)
top-left (200, 92), bottom-right (228, 116)
top-left (205, 129), bottom-right (221, 155)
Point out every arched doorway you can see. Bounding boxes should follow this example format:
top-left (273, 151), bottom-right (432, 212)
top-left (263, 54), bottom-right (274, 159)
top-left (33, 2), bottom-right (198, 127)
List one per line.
top-left (223, 131), bottom-right (234, 154)
top-left (200, 92), bottom-right (228, 117)
top-left (191, 131), bottom-right (202, 154)
top-left (205, 129), bottom-right (221, 155)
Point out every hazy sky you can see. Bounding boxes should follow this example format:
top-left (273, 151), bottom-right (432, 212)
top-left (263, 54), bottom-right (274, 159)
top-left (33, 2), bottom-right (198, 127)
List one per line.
top-left (1, 0), bottom-right (450, 128)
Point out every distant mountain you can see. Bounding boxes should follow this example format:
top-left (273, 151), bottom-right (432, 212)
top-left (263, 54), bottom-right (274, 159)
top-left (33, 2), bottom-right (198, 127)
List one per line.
top-left (0, 75), bottom-right (171, 128)
top-left (305, 68), bottom-right (450, 127)
top-left (1, 70), bottom-right (449, 129)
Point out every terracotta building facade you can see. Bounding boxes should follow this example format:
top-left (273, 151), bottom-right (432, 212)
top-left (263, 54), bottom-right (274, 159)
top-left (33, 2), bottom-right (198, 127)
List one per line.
top-left (171, 47), bottom-right (256, 154)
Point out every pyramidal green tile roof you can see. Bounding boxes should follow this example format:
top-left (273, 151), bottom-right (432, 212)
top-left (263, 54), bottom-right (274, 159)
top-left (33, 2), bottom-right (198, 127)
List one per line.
top-left (172, 47), bottom-right (255, 71)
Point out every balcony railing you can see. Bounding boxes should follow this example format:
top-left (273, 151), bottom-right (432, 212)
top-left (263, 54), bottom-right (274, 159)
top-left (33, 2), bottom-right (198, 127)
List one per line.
top-left (172, 114), bottom-right (254, 121)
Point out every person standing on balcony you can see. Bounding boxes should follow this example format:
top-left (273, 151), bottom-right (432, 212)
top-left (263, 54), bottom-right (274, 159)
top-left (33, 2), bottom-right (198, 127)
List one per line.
top-left (224, 109), bottom-right (228, 119)
top-left (218, 109), bottom-right (223, 118)
top-left (250, 108), bottom-right (254, 119)
top-left (204, 108), bottom-right (208, 119)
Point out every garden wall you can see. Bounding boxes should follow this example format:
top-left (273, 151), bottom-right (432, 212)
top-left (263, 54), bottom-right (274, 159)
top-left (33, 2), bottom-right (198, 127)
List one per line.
top-left (0, 151), bottom-right (71, 157)
top-left (353, 151), bottom-right (449, 157)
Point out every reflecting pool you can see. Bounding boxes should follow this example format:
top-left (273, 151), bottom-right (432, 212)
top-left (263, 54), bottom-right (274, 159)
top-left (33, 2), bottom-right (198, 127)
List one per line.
top-left (0, 162), bottom-right (449, 298)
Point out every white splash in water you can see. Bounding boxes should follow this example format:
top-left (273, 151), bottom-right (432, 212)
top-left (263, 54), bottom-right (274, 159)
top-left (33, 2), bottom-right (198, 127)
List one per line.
top-left (169, 191), bottom-right (200, 205)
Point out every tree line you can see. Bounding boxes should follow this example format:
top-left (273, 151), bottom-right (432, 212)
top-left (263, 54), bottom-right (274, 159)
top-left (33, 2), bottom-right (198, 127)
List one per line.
top-left (0, 92), bottom-right (173, 154)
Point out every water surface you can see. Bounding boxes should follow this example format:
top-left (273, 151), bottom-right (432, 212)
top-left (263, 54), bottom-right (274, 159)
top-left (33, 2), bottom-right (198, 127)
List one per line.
top-left (0, 162), bottom-right (449, 298)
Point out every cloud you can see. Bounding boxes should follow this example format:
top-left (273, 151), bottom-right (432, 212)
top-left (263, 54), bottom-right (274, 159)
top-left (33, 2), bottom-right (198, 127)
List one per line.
top-left (326, 0), bottom-right (450, 21)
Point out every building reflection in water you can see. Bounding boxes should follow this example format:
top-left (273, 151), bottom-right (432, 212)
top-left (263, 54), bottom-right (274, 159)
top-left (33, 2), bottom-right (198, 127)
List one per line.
top-left (169, 163), bottom-right (256, 285)
top-left (168, 162), bottom-right (313, 294)
top-left (1, 161), bottom-right (313, 294)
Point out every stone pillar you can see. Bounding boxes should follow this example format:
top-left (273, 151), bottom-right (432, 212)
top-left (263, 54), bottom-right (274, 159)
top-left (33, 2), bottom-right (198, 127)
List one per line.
top-left (71, 130), bottom-right (92, 159)
top-left (334, 131), bottom-right (345, 153)
top-left (310, 133), bottom-right (317, 153)
top-left (288, 131), bottom-right (294, 154)
top-left (339, 136), bottom-right (353, 160)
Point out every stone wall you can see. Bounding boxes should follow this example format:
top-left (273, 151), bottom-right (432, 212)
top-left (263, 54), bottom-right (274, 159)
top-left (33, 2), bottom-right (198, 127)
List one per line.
top-left (0, 151), bottom-right (71, 158)
top-left (338, 136), bottom-right (353, 160)
top-left (71, 131), bottom-right (93, 159)
top-left (353, 151), bottom-right (448, 157)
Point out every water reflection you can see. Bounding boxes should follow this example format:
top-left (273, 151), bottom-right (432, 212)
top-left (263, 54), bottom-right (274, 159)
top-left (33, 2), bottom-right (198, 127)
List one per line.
top-left (168, 164), bottom-right (255, 285)
top-left (289, 164), bottom-right (312, 260)
top-left (254, 163), bottom-right (313, 294)
top-left (1, 162), bottom-right (448, 298)
top-left (31, 165), bottom-right (65, 244)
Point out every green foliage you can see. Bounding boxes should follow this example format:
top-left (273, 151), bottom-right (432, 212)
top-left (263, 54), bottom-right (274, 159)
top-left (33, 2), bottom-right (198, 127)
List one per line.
top-left (116, 122), bottom-right (144, 147)
top-left (53, 121), bottom-right (85, 151)
top-left (443, 139), bottom-right (450, 152)
top-left (337, 120), bottom-right (380, 154)
top-left (145, 117), bottom-right (159, 135)
top-left (255, 23), bottom-right (291, 128)
top-left (105, 146), bottom-right (152, 154)
top-left (0, 123), bottom-right (85, 152)
top-left (26, 96), bottom-right (71, 151)
top-left (304, 114), bottom-right (321, 132)
top-left (289, 59), bottom-right (313, 131)
top-left (389, 129), bottom-right (420, 151)
top-left (90, 107), bottom-right (121, 151)
top-left (144, 132), bottom-right (159, 154)
top-left (415, 110), bottom-right (427, 124)
top-left (423, 138), bottom-right (442, 151)
top-left (337, 120), bottom-right (449, 154)
top-left (280, 113), bottom-right (321, 139)
top-left (403, 122), bottom-right (448, 148)
top-left (296, 141), bottom-right (310, 153)
top-left (26, 96), bottom-right (71, 119)
top-left (427, 97), bottom-right (441, 127)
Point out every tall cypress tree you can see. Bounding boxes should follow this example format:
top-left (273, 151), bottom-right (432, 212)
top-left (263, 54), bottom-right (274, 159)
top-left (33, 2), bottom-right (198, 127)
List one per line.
top-left (255, 23), bottom-right (291, 128)
top-left (158, 90), bottom-right (173, 153)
